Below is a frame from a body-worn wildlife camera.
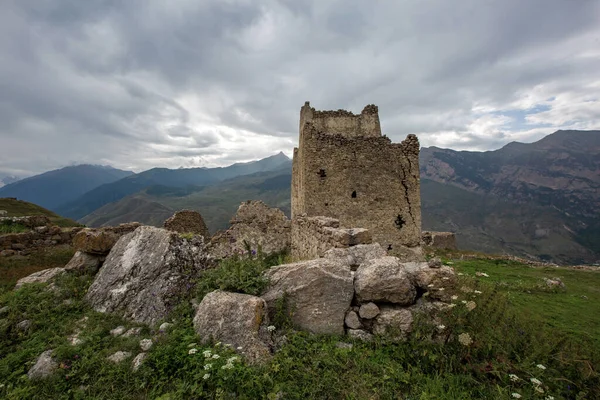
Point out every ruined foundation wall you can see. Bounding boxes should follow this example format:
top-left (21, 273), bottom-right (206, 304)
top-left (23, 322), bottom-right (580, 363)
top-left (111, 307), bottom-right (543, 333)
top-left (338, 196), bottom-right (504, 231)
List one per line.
top-left (291, 215), bottom-right (371, 260)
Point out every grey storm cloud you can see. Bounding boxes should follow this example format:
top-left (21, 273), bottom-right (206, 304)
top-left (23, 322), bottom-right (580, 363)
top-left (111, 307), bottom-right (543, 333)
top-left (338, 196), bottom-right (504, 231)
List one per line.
top-left (1, 0), bottom-right (599, 177)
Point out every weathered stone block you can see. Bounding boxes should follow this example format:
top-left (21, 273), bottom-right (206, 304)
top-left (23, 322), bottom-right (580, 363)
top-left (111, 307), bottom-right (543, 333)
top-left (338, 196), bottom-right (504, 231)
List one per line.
top-left (262, 259), bottom-right (354, 335)
top-left (354, 256), bottom-right (416, 305)
top-left (193, 291), bottom-right (271, 364)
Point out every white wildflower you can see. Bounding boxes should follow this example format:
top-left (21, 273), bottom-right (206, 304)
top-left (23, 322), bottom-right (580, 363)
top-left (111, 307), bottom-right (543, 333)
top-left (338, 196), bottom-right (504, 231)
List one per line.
top-left (461, 300), bottom-right (467, 304)
top-left (203, 373), bottom-right (210, 380)
top-left (448, 303), bottom-right (457, 308)
top-left (451, 295), bottom-right (458, 300)
top-left (438, 287), bottom-right (445, 292)
top-left (227, 356), bottom-right (239, 363)
top-left (437, 325), bottom-right (446, 330)
top-left (237, 346), bottom-right (243, 350)
top-left (427, 284), bottom-right (435, 288)
top-left (536, 364), bottom-right (546, 370)
top-left (509, 374), bottom-right (520, 382)
top-left (267, 325), bottom-right (276, 332)
top-left (511, 393), bottom-right (522, 399)
top-left (474, 290), bottom-right (482, 294)
top-left (442, 277), bottom-right (450, 280)
top-left (535, 386), bottom-right (545, 394)
top-left (211, 354), bottom-right (220, 359)
top-left (457, 272), bottom-right (464, 276)
top-left (203, 350), bottom-right (212, 358)
top-left (215, 342), bottom-right (222, 347)
top-left (458, 332), bottom-right (473, 346)
top-left (188, 348), bottom-right (198, 355)
top-left (221, 363), bottom-right (234, 370)
top-left (204, 363), bottom-right (212, 370)
top-left (545, 396), bottom-right (554, 400)
top-left (530, 377), bottom-right (542, 385)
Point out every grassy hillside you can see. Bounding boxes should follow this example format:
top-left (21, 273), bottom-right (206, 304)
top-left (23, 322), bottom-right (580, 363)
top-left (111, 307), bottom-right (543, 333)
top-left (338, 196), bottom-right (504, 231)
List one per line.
top-left (80, 170), bottom-right (292, 234)
top-left (79, 196), bottom-right (174, 228)
top-left (0, 253), bottom-right (598, 399)
top-left (0, 198), bottom-right (81, 228)
top-left (421, 179), bottom-right (598, 264)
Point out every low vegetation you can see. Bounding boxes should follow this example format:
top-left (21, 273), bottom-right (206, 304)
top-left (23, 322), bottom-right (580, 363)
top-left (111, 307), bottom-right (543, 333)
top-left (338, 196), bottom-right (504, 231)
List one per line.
top-left (0, 246), bottom-right (75, 294)
top-left (0, 220), bottom-right (29, 234)
top-left (0, 251), bottom-right (598, 399)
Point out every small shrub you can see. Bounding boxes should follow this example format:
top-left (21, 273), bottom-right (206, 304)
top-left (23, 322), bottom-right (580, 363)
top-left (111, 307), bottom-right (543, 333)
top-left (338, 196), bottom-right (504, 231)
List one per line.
top-left (195, 249), bottom-right (288, 300)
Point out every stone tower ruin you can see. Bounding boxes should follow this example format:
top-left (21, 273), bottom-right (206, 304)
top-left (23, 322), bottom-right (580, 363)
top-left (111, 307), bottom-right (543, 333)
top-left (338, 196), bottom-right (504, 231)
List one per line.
top-left (291, 102), bottom-right (422, 258)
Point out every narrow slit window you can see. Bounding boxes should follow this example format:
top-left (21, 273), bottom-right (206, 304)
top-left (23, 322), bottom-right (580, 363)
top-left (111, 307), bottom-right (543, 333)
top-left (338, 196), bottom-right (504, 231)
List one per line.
top-left (351, 190), bottom-right (357, 198)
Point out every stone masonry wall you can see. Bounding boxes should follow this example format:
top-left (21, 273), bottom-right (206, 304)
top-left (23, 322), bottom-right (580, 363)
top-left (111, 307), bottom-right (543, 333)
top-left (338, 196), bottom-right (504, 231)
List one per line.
top-left (0, 226), bottom-right (83, 256)
top-left (291, 214), bottom-right (372, 260)
top-left (422, 231), bottom-right (457, 250)
top-left (292, 102), bottom-right (422, 257)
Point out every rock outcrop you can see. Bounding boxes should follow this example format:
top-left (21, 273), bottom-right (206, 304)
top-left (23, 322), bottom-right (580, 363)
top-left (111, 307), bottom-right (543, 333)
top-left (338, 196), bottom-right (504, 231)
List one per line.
top-left (193, 291), bottom-right (272, 364)
top-left (85, 226), bottom-right (212, 326)
top-left (15, 267), bottom-right (65, 290)
top-left (261, 259), bottom-right (354, 335)
top-left (210, 201), bottom-right (291, 258)
top-left (164, 210), bottom-right (210, 240)
top-left (28, 350), bottom-right (58, 380)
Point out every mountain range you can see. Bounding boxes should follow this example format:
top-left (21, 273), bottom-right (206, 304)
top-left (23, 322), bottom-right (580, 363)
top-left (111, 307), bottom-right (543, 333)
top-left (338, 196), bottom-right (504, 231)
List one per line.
top-left (1, 131), bottom-right (598, 264)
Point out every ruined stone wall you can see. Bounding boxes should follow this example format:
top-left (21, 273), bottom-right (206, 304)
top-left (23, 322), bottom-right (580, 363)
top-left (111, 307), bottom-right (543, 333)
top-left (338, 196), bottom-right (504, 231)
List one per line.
top-left (0, 226), bottom-right (83, 256)
top-left (292, 103), bottom-right (422, 256)
top-left (291, 215), bottom-right (371, 260)
top-left (422, 231), bottom-right (457, 250)
top-left (299, 102), bottom-right (381, 139)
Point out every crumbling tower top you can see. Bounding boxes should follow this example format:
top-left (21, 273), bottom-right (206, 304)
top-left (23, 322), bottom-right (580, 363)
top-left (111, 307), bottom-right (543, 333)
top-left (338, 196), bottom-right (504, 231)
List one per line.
top-left (300, 101), bottom-right (381, 139)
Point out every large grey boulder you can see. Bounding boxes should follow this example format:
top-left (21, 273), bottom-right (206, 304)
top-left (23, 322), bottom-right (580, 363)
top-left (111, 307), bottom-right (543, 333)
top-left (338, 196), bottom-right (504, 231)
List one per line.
top-left (85, 226), bottom-right (212, 326)
top-left (324, 243), bottom-right (387, 270)
top-left (15, 268), bottom-right (65, 290)
top-left (354, 256), bottom-right (416, 305)
top-left (28, 350), bottom-right (58, 380)
top-left (261, 259), bottom-right (354, 335)
top-left (193, 291), bottom-right (271, 364)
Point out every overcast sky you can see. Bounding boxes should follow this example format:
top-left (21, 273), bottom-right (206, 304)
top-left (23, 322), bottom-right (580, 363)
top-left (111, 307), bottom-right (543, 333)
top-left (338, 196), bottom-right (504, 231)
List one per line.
top-left (1, 0), bottom-right (599, 177)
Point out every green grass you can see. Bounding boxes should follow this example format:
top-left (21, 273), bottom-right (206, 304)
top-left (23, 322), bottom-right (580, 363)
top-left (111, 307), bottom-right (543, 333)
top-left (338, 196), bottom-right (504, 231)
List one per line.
top-left (0, 253), bottom-right (598, 399)
top-left (0, 198), bottom-right (81, 227)
top-left (0, 221), bottom-right (29, 234)
top-left (0, 246), bottom-right (75, 294)
top-left (449, 257), bottom-right (600, 347)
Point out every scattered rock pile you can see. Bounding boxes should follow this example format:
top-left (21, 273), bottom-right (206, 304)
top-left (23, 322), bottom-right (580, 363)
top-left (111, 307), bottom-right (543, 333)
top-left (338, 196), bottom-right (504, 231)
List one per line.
top-left (210, 201), bottom-right (291, 258)
top-left (197, 243), bottom-right (457, 362)
top-left (0, 225), bottom-right (82, 257)
top-left (64, 223), bottom-right (141, 274)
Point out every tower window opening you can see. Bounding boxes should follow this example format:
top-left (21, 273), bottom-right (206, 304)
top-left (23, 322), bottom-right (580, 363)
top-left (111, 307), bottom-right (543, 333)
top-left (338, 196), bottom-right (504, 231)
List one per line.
top-left (318, 169), bottom-right (326, 178)
top-left (351, 190), bottom-right (357, 198)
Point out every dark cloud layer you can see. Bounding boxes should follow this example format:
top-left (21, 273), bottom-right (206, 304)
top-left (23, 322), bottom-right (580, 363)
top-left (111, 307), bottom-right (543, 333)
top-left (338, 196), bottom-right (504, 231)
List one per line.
top-left (1, 0), bottom-right (599, 177)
